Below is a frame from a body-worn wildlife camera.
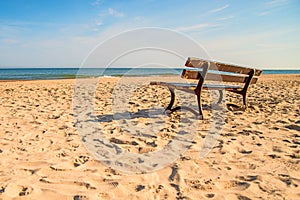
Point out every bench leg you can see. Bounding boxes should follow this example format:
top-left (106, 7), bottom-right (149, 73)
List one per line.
top-left (166, 88), bottom-right (175, 112)
top-left (196, 94), bottom-right (204, 120)
top-left (165, 87), bottom-right (203, 118)
top-left (242, 92), bottom-right (247, 108)
top-left (217, 90), bottom-right (223, 104)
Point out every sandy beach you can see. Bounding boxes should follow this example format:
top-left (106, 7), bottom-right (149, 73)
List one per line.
top-left (0, 74), bottom-right (299, 200)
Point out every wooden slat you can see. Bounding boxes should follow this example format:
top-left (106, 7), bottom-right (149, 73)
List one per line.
top-left (181, 69), bottom-right (258, 84)
top-left (206, 73), bottom-right (258, 84)
top-left (203, 84), bottom-right (242, 90)
top-left (181, 69), bottom-right (201, 79)
top-left (150, 82), bottom-right (196, 93)
top-left (185, 57), bottom-right (262, 76)
top-left (150, 82), bottom-right (243, 92)
top-left (185, 57), bottom-right (207, 68)
top-left (214, 63), bottom-right (262, 76)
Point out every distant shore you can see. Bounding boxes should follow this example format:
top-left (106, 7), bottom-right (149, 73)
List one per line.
top-left (0, 73), bottom-right (299, 82)
top-left (0, 68), bottom-right (299, 81)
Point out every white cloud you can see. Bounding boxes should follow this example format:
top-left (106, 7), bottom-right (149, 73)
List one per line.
top-left (96, 20), bottom-right (103, 26)
top-left (259, 0), bottom-right (289, 17)
top-left (217, 15), bottom-right (234, 21)
top-left (108, 8), bottom-right (125, 18)
top-left (91, 0), bottom-right (104, 7)
top-left (266, 0), bottom-right (288, 6)
top-left (208, 4), bottom-right (229, 13)
top-left (175, 23), bottom-right (217, 32)
top-left (134, 16), bottom-right (144, 21)
top-left (257, 11), bottom-right (271, 16)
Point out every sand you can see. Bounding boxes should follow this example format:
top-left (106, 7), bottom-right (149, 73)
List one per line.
top-left (0, 74), bottom-right (299, 199)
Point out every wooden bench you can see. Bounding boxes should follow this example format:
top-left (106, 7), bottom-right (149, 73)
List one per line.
top-left (150, 57), bottom-right (263, 119)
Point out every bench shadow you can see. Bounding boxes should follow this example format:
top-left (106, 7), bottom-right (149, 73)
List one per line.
top-left (96, 109), bottom-right (165, 123)
top-left (95, 105), bottom-right (204, 123)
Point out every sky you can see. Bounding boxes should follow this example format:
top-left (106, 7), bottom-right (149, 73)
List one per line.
top-left (0, 0), bottom-right (299, 69)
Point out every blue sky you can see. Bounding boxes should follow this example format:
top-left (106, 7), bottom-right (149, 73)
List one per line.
top-left (0, 0), bottom-right (299, 69)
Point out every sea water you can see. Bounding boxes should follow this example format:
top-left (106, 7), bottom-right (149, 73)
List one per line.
top-left (0, 68), bottom-right (299, 80)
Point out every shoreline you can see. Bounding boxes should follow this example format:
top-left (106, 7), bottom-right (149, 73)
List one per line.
top-left (0, 73), bottom-right (299, 83)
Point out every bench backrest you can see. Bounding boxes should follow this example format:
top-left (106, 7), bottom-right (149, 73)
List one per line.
top-left (182, 57), bottom-right (262, 85)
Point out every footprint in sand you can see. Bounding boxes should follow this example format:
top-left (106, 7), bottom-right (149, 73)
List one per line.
top-left (135, 184), bottom-right (145, 192)
top-left (238, 175), bottom-right (261, 182)
top-left (109, 181), bottom-right (119, 188)
top-left (0, 186), bottom-right (5, 193)
top-left (74, 181), bottom-right (96, 190)
top-left (285, 124), bottom-right (300, 131)
top-left (155, 184), bottom-right (164, 193)
top-left (268, 154), bottom-right (281, 159)
top-left (168, 164), bottom-right (179, 182)
top-left (73, 195), bottom-right (88, 200)
top-left (170, 183), bottom-right (184, 199)
top-left (236, 194), bottom-right (251, 200)
top-left (104, 167), bottom-right (120, 175)
top-left (74, 155), bottom-right (90, 167)
top-left (278, 174), bottom-right (294, 187)
top-left (168, 164), bottom-right (185, 199)
top-left (19, 186), bottom-right (33, 196)
top-left (103, 178), bottom-right (119, 188)
top-left (224, 180), bottom-right (250, 191)
top-left (98, 192), bottom-right (109, 198)
top-left (238, 148), bottom-right (253, 154)
top-left (5, 184), bottom-right (33, 197)
top-left (205, 193), bottom-right (215, 198)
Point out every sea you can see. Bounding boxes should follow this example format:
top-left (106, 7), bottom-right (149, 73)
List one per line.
top-left (0, 68), bottom-right (299, 80)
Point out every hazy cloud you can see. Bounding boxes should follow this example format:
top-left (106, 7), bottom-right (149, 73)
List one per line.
top-left (257, 11), bottom-right (271, 16)
top-left (176, 23), bottom-right (217, 32)
top-left (91, 0), bottom-right (104, 7)
top-left (259, 0), bottom-right (289, 16)
top-left (108, 8), bottom-right (125, 18)
top-left (1, 38), bottom-right (20, 44)
top-left (208, 4), bottom-right (229, 13)
top-left (217, 15), bottom-right (234, 21)
top-left (266, 0), bottom-right (289, 6)
top-left (96, 20), bottom-right (103, 26)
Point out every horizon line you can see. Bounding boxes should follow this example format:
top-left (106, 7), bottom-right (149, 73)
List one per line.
top-left (0, 66), bottom-right (300, 70)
